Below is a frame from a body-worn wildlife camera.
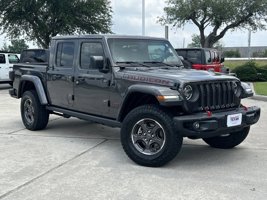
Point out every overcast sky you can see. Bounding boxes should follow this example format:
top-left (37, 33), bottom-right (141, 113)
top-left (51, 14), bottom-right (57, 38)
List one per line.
top-left (110, 0), bottom-right (267, 48)
top-left (1, 0), bottom-right (266, 48)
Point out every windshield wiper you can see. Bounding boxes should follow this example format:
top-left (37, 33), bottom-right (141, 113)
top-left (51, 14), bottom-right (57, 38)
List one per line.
top-left (144, 61), bottom-right (182, 68)
top-left (116, 61), bottom-right (151, 68)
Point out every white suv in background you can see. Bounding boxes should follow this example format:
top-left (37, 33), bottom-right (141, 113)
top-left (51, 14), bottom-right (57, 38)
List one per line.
top-left (0, 52), bottom-right (20, 84)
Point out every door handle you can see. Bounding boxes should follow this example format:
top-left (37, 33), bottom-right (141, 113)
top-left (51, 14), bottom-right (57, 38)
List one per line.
top-left (53, 75), bottom-right (61, 78)
top-left (52, 74), bottom-right (62, 80)
top-left (103, 79), bottom-right (108, 83)
top-left (75, 77), bottom-right (85, 85)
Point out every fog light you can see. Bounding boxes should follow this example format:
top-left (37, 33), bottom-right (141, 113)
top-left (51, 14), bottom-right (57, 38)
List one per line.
top-left (193, 122), bottom-right (200, 129)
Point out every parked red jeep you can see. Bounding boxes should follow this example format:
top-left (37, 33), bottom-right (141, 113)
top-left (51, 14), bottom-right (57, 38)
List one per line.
top-left (175, 48), bottom-right (227, 73)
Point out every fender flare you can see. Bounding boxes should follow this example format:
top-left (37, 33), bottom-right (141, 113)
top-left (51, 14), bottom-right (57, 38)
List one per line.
top-left (118, 84), bottom-right (181, 121)
top-left (20, 75), bottom-right (48, 105)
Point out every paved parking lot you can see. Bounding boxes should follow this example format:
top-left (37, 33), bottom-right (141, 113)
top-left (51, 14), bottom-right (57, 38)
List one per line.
top-left (0, 83), bottom-right (266, 200)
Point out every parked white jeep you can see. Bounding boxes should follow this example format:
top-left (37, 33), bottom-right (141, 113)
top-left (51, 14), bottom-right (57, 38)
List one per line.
top-left (0, 52), bottom-right (20, 84)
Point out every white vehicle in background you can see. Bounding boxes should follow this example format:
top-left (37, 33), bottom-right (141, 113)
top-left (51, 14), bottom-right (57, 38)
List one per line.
top-left (0, 52), bottom-right (20, 84)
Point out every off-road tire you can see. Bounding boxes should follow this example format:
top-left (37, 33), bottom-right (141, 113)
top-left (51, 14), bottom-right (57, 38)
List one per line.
top-left (21, 90), bottom-right (49, 130)
top-left (121, 105), bottom-right (183, 167)
top-left (203, 127), bottom-right (250, 149)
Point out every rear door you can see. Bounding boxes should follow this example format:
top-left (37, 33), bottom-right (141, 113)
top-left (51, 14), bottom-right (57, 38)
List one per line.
top-left (47, 40), bottom-right (76, 108)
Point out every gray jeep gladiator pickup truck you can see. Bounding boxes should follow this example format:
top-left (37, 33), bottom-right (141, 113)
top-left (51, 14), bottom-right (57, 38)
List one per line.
top-left (9, 35), bottom-right (260, 167)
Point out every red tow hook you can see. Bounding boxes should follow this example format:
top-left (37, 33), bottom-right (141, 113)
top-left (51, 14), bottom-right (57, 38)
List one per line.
top-left (242, 104), bottom-right (248, 111)
top-left (206, 111), bottom-right (212, 117)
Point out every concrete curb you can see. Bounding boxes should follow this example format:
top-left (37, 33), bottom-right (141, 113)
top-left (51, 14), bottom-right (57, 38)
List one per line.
top-left (249, 95), bottom-right (267, 102)
top-left (247, 82), bottom-right (267, 102)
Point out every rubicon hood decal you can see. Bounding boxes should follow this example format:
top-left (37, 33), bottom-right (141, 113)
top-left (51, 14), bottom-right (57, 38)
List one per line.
top-left (122, 73), bottom-right (174, 86)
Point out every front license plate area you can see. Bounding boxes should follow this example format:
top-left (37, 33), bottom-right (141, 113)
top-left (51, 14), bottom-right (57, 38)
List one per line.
top-left (227, 113), bottom-right (242, 127)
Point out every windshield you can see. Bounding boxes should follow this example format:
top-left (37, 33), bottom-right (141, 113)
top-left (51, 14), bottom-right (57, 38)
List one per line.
top-left (107, 38), bottom-right (183, 66)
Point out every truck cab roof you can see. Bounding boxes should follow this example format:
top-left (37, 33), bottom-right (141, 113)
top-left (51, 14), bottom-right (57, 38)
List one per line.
top-left (52, 34), bottom-right (168, 41)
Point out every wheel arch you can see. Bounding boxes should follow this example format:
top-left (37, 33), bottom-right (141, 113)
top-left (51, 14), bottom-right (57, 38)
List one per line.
top-left (19, 75), bottom-right (48, 105)
top-left (118, 91), bottom-right (159, 122)
top-left (117, 84), bottom-right (183, 122)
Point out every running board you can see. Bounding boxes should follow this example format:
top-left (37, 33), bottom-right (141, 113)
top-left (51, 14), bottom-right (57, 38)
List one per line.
top-left (46, 106), bottom-right (121, 128)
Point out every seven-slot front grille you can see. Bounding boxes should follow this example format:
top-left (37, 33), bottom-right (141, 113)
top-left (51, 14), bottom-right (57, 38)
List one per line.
top-left (196, 81), bottom-right (238, 111)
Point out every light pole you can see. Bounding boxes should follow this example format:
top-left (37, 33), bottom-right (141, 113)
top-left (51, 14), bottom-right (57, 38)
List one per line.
top-left (142, 0), bottom-right (145, 36)
top-left (248, 30), bottom-right (251, 59)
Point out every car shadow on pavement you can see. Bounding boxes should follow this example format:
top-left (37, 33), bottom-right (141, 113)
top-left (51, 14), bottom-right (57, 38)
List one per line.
top-left (169, 142), bottom-right (247, 168)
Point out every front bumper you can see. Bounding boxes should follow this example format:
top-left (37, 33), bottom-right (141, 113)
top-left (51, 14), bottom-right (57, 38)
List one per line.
top-left (174, 106), bottom-right (260, 138)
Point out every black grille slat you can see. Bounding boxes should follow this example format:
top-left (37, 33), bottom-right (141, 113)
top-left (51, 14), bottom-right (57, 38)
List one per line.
top-left (211, 83), bottom-right (217, 109)
top-left (199, 84), bottom-right (205, 110)
top-left (206, 84), bottom-right (211, 108)
top-left (227, 82), bottom-right (231, 106)
top-left (218, 83), bottom-right (222, 107)
top-left (222, 83), bottom-right (227, 108)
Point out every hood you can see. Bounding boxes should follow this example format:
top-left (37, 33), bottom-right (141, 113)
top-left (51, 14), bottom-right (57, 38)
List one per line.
top-left (117, 67), bottom-right (239, 87)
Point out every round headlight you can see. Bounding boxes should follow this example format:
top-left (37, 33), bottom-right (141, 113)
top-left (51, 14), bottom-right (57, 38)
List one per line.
top-left (183, 85), bottom-right (193, 100)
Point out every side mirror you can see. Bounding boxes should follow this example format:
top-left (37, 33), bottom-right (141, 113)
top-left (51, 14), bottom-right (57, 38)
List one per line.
top-left (90, 56), bottom-right (109, 73)
top-left (178, 56), bottom-right (184, 60)
top-left (90, 56), bottom-right (104, 69)
top-left (220, 57), bottom-right (225, 63)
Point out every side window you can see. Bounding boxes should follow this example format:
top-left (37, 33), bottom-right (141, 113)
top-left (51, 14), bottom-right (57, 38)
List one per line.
top-left (56, 42), bottom-right (74, 68)
top-left (0, 54), bottom-right (6, 64)
top-left (8, 54), bottom-right (19, 63)
top-left (80, 42), bottom-right (104, 69)
top-left (205, 50), bottom-right (212, 64)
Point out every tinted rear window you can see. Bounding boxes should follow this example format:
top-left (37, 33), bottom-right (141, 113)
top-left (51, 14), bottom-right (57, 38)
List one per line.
top-left (21, 50), bottom-right (48, 63)
top-left (186, 50), bottom-right (202, 64)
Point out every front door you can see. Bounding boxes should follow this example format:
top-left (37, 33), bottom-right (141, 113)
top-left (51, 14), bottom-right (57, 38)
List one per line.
top-left (73, 40), bottom-right (111, 117)
top-left (47, 41), bottom-right (76, 108)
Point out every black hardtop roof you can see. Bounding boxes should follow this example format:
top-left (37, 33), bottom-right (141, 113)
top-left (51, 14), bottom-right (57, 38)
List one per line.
top-left (52, 34), bottom-right (168, 41)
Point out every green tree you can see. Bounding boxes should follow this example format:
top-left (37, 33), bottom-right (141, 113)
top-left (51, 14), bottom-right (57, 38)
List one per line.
top-left (0, 0), bottom-right (112, 48)
top-left (160, 0), bottom-right (267, 48)
top-left (1, 39), bottom-right (29, 53)
top-left (187, 34), bottom-right (201, 48)
top-left (8, 39), bottom-right (29, 53)
top-left (187, 34), bottom-right (223, 48)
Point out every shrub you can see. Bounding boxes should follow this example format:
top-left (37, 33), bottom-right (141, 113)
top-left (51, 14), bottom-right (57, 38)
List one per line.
top-left (256, 65), bottom-right (267, 81)
top-left (231, 61), bottom-right (258, 81)
top-left (223, 50), bottom-right (241, 58)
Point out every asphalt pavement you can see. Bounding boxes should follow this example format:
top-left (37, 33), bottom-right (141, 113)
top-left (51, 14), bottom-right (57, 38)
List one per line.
top-left (0, 83), bottom-right (266, 200)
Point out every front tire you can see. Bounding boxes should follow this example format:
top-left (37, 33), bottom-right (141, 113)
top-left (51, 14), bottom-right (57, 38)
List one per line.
top-left (203, 127), bottom-right (250, 149)
top-left (21, 90), bottom-right (49, 130)
top-left (121, 105), bottom-right (183, 167)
